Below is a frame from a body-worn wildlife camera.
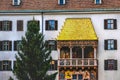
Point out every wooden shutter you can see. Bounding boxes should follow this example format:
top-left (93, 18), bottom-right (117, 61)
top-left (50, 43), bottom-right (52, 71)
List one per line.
top-left (104, 60), bottom-right (108, 70)
top-left (8, 61), bottom-right (11, 70)
top-left (0, 21), bottom-right (2, 31)
top-left (114, 19), bottom-right (117, 29)
top-left (114, 40), bottom-right (117, 50)
top-left (17, 20), bottom-right (23, 31)
top-left (114, 60), bottom-right (117, 70)
top-left (14, 41), bottom-right (17, 50)
top-left (104, 40), bottom-right (108, 50)
top-left (0, 41), bottom-right (2, 51)
top-left (9, 41), bottom-right (12, 51)
top-left (55, 20), bottom-right (58, 30)
top-left (9, 21), bottom-right (12, 31)
top-left (104, 19), bottom-right (108, 29)
top-left (46, 20), bottom-right (49, 30)
top-left (0, 61), bottom-right (2, 71)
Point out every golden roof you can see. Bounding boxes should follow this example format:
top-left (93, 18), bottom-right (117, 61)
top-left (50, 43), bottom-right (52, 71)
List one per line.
top-left (57, 18), bottom-right (98, 40)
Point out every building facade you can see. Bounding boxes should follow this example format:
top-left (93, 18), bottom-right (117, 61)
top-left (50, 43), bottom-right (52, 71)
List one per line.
top-left (0, 0), bottom-right (120, 80)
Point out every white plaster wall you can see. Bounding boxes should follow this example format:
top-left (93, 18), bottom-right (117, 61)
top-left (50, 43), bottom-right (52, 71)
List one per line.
top-left (43, 13), bottom-right (120, 80)
top-left (0, 13), bottom-right (120, 80)
top-left (0, 15), bottom-right (42, 80)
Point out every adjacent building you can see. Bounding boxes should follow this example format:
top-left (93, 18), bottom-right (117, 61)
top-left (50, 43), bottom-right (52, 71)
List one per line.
top-left (0, 0), bottom-right (120, 80)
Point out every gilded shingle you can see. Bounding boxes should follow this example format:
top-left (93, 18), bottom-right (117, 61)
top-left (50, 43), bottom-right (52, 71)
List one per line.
top-left (57, 18), bottom-right (98, 40)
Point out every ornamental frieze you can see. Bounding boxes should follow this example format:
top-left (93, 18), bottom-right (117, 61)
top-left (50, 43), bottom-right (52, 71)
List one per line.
top-left (57, 40), bottom-right (98, 48)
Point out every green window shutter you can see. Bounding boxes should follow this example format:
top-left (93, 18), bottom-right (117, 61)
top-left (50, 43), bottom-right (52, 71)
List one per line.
top-left (114, 60), bottom-right (117, 70)
top-left (104, 40), bottom-right (108, 50)
top-left (114, 19), bottom-right (117, 29)
top-left (0, 61), bottom-right (2, 71)
top-left (114, 40), bottom-right (117, 50)
top-left (0, 41), bottom-right (2, 51)
top-left (14, 41), bottom-right (17, 50)
top-left (55, 20), bottom-right (58, 30)
top-left (9, 41), bottom-right (12, 51)
top-left (104, 60), bottom-right (108, 70)
top-left (46, 20), bottom-right (49, 30)
top-left (0, 21), bottom-right (2, 31)
top-left (9, 21), bottom-right (12, 31)
top-left (8, 61), bottom-right (12, 70)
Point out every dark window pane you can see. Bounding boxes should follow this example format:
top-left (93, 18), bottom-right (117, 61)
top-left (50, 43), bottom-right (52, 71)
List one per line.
top-left (45, 20), bottom-right (58, 30)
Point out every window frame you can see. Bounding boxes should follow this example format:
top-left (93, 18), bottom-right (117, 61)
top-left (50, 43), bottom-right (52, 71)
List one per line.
top-left (49, 60), bottom-right (57, 70)
top-left (0, 21), bottom-right (12, 31)
top-left (46, 40), bottom-right (57, 50)
top-left (0, 41), bottom-right (12, 51)
top-left (14, 40), bottom-right (21, 51)
top-left (104, 59), bottom-right (117, 70)
top-left (104, 19), bottom-right (117, 30)
top-left (45, 20), bottom-right (58, 30)
top-left (58, 0), bottom-right (66, 5)
top-left (104, 39), bottom-right (117, 50)
top-left (13, 0), bottom-right (21, 6)
top-left (0, 60), bottom-right (12, 71)
top-left (95, 0), bottom-right (102, 4)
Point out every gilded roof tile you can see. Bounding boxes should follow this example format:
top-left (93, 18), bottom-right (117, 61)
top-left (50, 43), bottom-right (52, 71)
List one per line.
top-left (57, 18), bottom-right (98, 40)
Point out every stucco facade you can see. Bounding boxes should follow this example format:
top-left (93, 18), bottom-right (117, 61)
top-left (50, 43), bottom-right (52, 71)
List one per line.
top-left (0, 0), bottom-right (120, 80)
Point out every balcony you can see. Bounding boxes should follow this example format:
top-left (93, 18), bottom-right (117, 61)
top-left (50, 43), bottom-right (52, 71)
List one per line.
top-left (58, 58), bottom-right (98, 67)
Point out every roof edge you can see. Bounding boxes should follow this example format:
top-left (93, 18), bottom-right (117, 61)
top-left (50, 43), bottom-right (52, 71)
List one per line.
top-left (1, 8), bottom-right (120, 13)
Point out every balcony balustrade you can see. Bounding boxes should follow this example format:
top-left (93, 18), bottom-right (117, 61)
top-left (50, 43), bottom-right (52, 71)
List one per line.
top-left (58, 58), bottom-right (97, 67)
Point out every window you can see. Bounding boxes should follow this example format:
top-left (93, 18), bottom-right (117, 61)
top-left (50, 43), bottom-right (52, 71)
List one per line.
top-left (0, 41), bottom-right (12, 51)
top-left (72, 74), bottom-right (77, 80)
top-left (95, 0), bottom-right (101, 4)
top-left (104, 19), bottom-right (117, 29)
top-left (14, 40), bottom-right (21, 51)
top-left (17, 20), bottom-right (23, 31)
top-left (45, 20), bottom-right (58, 30)
top-left (0, 60), bottom-right (11, 71)
top-left (13, 0), bottom-right (21, 6)
top-left (58, 0), bottom-right (66, 5)
top-left (104, 59), bottom-right (117, 70)
top-left (0, 21), bottom-right (12, 31)
top-left (46, 40), bottom-right (57, 50)
top-left (49, 60), bottom-right (57, 70)
top-left (104, 39), bottom-right (117, 50)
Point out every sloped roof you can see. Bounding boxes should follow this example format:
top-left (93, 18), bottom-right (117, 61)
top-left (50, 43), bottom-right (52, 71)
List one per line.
top-left (0, 0), bottom-right (120, 11)
top-left (57, 18), bottom-right (98, 40)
